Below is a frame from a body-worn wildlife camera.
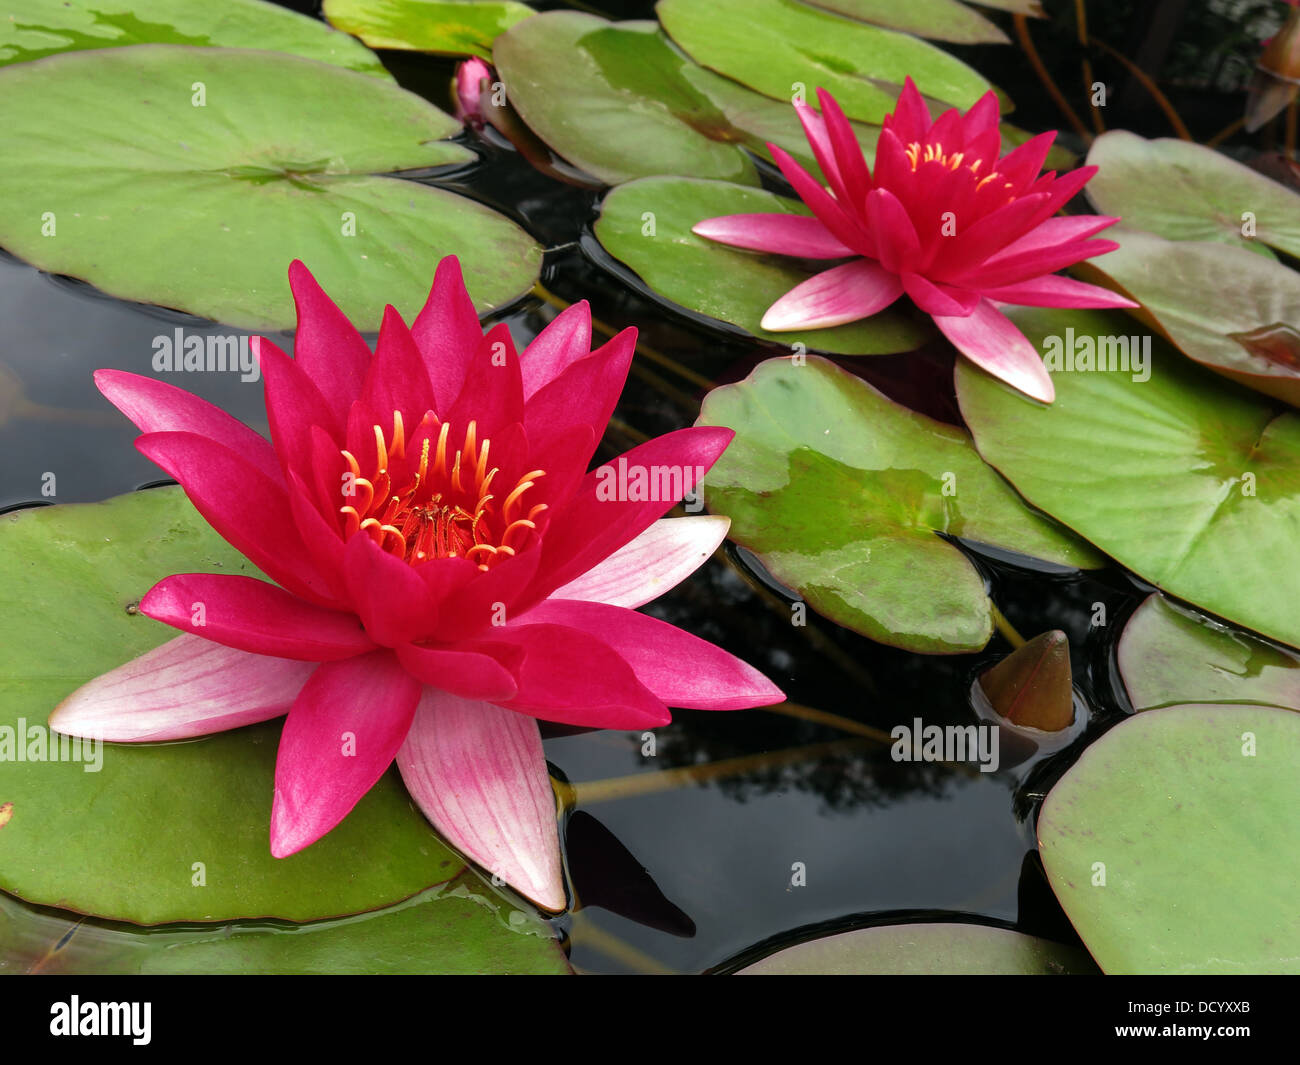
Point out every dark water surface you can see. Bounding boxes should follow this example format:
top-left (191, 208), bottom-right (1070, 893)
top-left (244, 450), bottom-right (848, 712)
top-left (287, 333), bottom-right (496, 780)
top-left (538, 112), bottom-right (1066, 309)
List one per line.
top-left (1, 0), bottom-right (1221, 973)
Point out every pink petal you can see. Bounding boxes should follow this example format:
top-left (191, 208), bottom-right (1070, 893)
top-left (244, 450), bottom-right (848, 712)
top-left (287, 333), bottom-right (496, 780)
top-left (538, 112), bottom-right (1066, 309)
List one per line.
top-left (478, 623), bottom-right (672, 729)
top-left (886, 76), bottom-right (931, 143)
top-left (865, 188), bottom-right (921, 274)
top-left (517, 600), bottom-right (785, 711)
top-left (93, 369), bottom-right (279, 478)
top-left (967, 237), bottom-right (1120, 289)
top-left (520, 300), bottom-right (593, 400)
top-left (996, 131), bottom-right (1057, 195)
top-left (930, 192), bottom-right (1052, 280)
top-left (760, 259), bottom-right (904, 331)
top-left (136, 430), bottom-right (334, 605)
top-left (446, 322), bottom-right (524, 439)
top-left (341, 532), bottom-right (438, 647)
top-left (525, 427), bottom-right (734, 603)
top-left (522, 326), bottom-right (635, 466)
top-left (982, 274), bottom-right (1138, 309)
top-left (411, 256), bottom-right (485, 412)
top-left (768, 143), bottom-right (873, 254)
top-left (140, 574), bottom-right (374, 661)
top-left (49, 634), bottom-right (313, 742)
top-left (397, 690), bottom-right (565, 911)
top-left (692, 214), bottom-right (855, 259)
top-left (550, 515), bottom-right (731, 608)
top-left (960, 90), bottom-right (1001, 141)
top-left (793, 99), bottom-right (849, 205)
top-left (362, 304), bottom-right (437, 422)
top-left (270, 650), bottom-right (421, 858)
top-left (394, 642), bottom-right (520, 701)
top-left (288, 260), bottom-right (371, 414)
top-left (817, 89), bottom-right (873, 208)
top-left (934, 299), bottom-right (1055, 403)
top-left (901, 272), bottom-right (981, 316)
top-left (255, 335), bottom-right (340, 464)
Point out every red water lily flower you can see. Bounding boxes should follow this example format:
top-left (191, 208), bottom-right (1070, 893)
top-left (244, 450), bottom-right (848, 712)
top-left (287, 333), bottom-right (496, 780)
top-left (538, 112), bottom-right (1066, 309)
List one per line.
top-left (51, 259), bottom-right (783, 911)
top-left (692, 78), bottom-right (1138, 402)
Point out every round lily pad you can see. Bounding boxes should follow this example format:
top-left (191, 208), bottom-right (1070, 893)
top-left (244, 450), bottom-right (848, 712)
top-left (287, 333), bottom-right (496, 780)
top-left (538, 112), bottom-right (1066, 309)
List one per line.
top-left (0, 487), bottom-right (475, 925)
top-left (1079, 228), bottom-right (1300, 408)
top-left (0, 882), bottom-right (570, 975)
top-left (697, 356), bottom-right (1102, 653)
top-left (739, 922), bottom-right (1096, 974)
top-left (956, 306), bottom-right (1300, 652)
top-left (0, 45), bottom-right (542, 331)
top-left (803, 0), bottom-right (1009, 45)
top-left (1038, 703), bottom-right (1300, 974)
top-left (0, 0), bottom-right (392, 76)
top-left (493, 13), bottom-right (874, 187)
top-left (1118, 594), bottom-right (1300, 713)
top-left (1086, 131), bottom-right (1300, 257)
top-left (324, 0), bottom-right (535, 59)
top-left (595, 176), bottom-right (929, 354)
top-left (656, 0), bottom-right (997, 124)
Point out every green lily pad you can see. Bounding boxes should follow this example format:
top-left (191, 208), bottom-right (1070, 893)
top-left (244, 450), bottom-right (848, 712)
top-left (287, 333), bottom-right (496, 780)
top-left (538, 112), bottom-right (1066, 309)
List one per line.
top-left (1080, 228), bottom-right (1300, 408)
top-left (1085, 132), bottom-right (1300, 258)
top-left (595, 177), bottom-right (928, 354)
top-left (0, 45), bottom-right (541, 331)
top-left (1118, 594), bottom-right (1300, 713)
top-left (0, 488), bottom-right (486, 925)
top-left (324, 0), bottom-right (534, 59)
top-left (656, 0), bottom-right (997, 124)
top-left (739, 922), bottom-right (1097, 974)
top-left (802, 0), bottom-right (1009, 45)
top-left (0, 880), bottom-right (570, 975)
top-left (0, 0), bottom-right (391, 76)
top-left (955, 306), bottom-right (1300, 652)
top-left (493, 13), bottom-right (876, 187)
top-left (1038, 703), bottom-right (1300, 974)
top-left (696, 356), bottom-right (1102, 654)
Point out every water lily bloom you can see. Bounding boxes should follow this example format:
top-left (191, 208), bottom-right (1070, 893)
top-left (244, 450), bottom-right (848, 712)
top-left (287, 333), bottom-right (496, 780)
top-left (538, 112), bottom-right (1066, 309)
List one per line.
top-left (453, 56), bottom-right (493, 128)
top-left (50, 258), bottom-right (783, 911)
top-left (692, 78), bottom-right (1138, 403)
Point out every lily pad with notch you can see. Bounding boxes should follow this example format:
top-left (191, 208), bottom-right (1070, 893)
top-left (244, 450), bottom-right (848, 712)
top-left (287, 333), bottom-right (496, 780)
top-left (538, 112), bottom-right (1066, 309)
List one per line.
top-left (697, 356), bottom-right (1102, 654)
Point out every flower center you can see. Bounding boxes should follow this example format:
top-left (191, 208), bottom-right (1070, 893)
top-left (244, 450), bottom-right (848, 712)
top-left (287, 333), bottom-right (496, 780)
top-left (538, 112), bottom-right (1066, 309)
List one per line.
top-left (903, 140), bottom-right (1014, 196)
top-left (337, 410), bottom-right (546, 570)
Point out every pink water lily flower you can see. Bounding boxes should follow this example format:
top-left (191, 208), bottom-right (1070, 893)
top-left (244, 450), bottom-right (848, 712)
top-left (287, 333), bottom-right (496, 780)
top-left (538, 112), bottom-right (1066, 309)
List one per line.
top-left (692, 78), bottom-right (1139, 402)
top-left (51, 258), bottom-right (783, 911)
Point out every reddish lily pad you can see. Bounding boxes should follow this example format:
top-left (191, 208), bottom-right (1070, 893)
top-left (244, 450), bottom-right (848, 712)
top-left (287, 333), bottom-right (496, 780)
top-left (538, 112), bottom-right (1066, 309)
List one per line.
top-left (1079, 228), bottom-right (1300, 407)
top-left (0, 488), bottom-right (484, 925)
top-left (739, 922), bottom-right (1096, 974)
top-left (0, 881), bottom-right (571, 975)
top-left (696, 356), bottom-right (1102, 654)
top-left (1038, 704), bottom-right (1300, 973)
top-left (0, 45), bottom-right (541, 331)
top-left (656, 0), bottom-right (998, 124)
top-left (1118, 594), bottom-right (1300, 713)
top-left (324, 0), bottom-right (535, 59)
top-left (1086, 132), bottom-right (1300, 257)
top-left (0, 0), bottom-right (392, 76)
top-left (595, 177), bottom-right (928, 354)
top-left (956, 306), bottom-right (1300, 653)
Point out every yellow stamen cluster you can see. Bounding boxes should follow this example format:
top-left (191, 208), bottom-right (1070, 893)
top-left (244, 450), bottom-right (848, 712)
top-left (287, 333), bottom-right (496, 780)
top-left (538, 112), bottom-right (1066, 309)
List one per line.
top-left (337, 410), bottom-right (546, 571)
